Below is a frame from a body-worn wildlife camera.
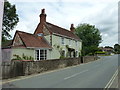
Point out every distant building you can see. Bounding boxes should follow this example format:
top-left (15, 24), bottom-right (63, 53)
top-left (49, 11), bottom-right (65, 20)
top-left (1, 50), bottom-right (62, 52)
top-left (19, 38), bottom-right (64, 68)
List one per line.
top-left (99, 46), bottom-right (114, 55)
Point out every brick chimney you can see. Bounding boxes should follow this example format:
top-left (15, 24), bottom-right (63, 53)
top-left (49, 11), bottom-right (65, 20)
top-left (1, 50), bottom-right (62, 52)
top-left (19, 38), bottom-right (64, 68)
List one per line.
top-left (70, 24), bottom-right (75, 33)
top-left (39, 9), bottom-right (46, 23)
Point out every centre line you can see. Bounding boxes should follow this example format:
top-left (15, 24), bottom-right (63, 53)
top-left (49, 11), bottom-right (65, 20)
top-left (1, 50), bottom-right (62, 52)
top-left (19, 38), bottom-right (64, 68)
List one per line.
top-left (64, 70), bottom-right (88, 80)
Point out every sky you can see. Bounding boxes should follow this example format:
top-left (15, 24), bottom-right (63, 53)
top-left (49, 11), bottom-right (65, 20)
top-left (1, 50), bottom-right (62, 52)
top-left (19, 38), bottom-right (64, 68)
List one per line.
top-left (8, 0), bottom-right (119, 47)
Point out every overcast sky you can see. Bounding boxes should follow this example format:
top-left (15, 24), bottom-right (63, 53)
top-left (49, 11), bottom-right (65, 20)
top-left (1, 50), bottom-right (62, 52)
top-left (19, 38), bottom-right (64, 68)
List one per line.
top-left (8, 0), bottom-right (119, 47)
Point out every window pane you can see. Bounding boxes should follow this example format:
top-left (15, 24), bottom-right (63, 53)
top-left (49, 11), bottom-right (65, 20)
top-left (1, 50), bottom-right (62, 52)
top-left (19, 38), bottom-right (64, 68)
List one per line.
top-left (76, 51), bottom-right (78, 57)
top-left (37, 49), bottom-right (47, 60)
top-left (36, 50), bottom-right (39, 60)
top-left (61, 50), bottom-right (65, 57)
top-left (40, 57), bottom-right (44, 60)
top-left (40, 50), bottom-right (44, 54)
top-left (61, 37), bottom-right (64, 44)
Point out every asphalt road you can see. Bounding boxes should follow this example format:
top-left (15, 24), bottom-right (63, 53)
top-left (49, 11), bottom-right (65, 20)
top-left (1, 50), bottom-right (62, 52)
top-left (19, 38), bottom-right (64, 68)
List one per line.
top-left (2, 55), bottom-right (118, 88)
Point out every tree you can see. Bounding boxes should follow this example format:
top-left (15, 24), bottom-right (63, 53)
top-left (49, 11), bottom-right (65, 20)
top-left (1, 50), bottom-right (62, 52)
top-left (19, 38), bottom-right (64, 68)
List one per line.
top-left (75, 23), bottom-right (102, 56)
top-left (114, 44), bottom-right (120, 54)
top-left (2, 0), bottom-right (19, 42)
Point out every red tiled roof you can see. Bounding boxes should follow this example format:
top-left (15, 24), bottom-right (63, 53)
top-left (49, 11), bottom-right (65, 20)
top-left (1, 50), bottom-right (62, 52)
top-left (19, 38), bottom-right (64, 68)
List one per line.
top-left (16, 31), bottom-right (52, 48)
top-left (45, 22), bottom-right (81, 40)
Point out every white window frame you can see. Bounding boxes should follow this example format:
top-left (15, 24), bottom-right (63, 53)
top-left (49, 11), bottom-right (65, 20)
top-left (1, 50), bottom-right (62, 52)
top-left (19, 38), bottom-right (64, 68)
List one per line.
top-left (35, 49), bottom-right (47, 60)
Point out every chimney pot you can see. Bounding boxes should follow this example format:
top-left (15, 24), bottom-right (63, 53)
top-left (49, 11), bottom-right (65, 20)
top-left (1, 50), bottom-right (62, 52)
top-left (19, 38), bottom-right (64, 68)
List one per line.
top-left (40, 8), bottom-right (46, 23)
top-left (41, 9), bottom-right (45, 14)
top-left (70, 24), bottom-right (75, 33)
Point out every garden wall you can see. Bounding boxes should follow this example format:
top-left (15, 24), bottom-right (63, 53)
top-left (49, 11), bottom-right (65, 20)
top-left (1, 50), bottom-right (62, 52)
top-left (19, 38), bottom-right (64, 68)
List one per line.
top-left (2, 56), bottom-right (98, 79)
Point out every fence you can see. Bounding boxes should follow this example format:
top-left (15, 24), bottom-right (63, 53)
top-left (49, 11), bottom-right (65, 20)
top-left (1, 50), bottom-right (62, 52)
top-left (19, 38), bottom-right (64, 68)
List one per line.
top-left (2, 56), bottom-right (98, 79)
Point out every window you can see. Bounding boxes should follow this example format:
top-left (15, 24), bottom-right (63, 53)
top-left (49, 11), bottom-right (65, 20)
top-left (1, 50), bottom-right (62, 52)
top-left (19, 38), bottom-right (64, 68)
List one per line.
top-left (61, 37), bottom-right (64, 44)
top-left (76, 51), bottom-right (78, 57)
top-left (36, 50), bottom-right (39, 60)
top-left (61, 50), bottom-right (65, 57)
top-left (35, 49), bottom-right (47, 60)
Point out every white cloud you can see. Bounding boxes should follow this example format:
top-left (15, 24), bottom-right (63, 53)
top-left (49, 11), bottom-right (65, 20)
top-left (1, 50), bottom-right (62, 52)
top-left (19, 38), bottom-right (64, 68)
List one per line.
top-left (8, 0), bottom-right (119, 47)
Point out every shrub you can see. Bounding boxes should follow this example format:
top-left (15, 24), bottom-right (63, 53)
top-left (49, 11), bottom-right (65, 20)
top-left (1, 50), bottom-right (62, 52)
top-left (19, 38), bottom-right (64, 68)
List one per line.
top-left (12, 53), bottom-right (34, 61)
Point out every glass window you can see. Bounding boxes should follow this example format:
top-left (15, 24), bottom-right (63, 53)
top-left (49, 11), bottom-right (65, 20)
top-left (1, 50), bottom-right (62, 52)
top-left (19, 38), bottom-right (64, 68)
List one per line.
top-left (35, 50), bottom-right (39, 60)
top-left (61, 37), bottom-right (64, 44)
top-left (35, 49), bottom-right (47, 60)
top-left (76, 51), bottom-right (78, 57)
top-left (61, 50), bottom-right (65, 57)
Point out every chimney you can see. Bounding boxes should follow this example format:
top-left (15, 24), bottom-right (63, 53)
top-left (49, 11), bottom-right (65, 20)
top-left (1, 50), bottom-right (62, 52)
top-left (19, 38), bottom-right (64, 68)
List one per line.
top-left (70, 24), bottom-right (75, 33)
top-left (39, 9), bottom-right (46, 23)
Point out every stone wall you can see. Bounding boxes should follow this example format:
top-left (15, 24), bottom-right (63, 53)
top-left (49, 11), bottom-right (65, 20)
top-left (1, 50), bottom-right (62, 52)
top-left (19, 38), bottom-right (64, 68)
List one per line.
top-left (83, 56), bottom-right (98, 63)
top-left (2, 56), bottom-right (98, 79)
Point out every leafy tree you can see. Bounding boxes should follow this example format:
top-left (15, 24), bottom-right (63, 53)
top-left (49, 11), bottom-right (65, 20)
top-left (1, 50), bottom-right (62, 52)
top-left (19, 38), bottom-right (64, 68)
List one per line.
top-left (75, 23), bottom-right (102, 56)
top-left (114, 44), bottom-right (120, 54)
top-left (2, 1), bottom-right (19, 42)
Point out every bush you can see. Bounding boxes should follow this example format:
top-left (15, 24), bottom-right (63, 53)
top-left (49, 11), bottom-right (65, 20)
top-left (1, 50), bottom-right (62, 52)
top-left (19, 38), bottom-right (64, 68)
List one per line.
top-left (12, 53), bottom-right (34, 61)
top-left (95, 51), bottom-right (107, 54)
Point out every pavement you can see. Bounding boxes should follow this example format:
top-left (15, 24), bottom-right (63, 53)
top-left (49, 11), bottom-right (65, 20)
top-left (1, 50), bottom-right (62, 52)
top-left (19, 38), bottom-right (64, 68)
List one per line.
top-left (1, 55), bottom-right (119, 88)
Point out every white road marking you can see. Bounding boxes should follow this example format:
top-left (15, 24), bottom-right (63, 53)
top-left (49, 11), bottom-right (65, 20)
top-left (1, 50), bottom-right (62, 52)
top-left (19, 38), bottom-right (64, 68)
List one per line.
top-left (104, 69), bottom-right (118, 89)
top-left (64, 70), bottom-right (88, 80)
top-left (1, 65), bottom-right (82, 84)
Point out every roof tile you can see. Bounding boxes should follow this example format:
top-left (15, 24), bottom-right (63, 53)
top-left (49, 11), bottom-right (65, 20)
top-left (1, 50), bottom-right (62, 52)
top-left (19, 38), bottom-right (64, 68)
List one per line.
top-left (45, 22), bottom-right (81, 40)
top-left (17, 31), bottom-right (52, 48)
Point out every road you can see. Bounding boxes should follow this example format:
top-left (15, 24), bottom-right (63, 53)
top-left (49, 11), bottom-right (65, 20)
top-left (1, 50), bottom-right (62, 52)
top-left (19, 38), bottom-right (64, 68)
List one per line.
top-left (2, 55), bottom-right (118, 88)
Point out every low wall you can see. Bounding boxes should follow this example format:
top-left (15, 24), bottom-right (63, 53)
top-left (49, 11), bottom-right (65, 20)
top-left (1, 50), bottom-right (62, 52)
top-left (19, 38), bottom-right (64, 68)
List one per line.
top-left (2, 56), bottom-right (98, 79)
top-left (83, 56), bottom-right (98, 63)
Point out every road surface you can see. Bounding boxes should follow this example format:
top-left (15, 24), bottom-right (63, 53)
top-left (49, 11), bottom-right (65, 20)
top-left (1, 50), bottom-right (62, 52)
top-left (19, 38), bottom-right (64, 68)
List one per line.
top-left (2, 55), bottom-right (118, 88)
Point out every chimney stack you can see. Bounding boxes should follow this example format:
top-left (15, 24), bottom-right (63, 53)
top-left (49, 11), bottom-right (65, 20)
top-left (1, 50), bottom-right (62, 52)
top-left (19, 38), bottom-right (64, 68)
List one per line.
top-left (70, 24), bottom-right (75, 33)
top-left (39, 9), bottom-right (46, 23)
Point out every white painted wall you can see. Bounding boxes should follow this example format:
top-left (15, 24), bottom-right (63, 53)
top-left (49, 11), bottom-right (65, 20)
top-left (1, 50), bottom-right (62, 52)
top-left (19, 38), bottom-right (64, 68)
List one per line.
top-left (46, 34), bottom-right (82, 59)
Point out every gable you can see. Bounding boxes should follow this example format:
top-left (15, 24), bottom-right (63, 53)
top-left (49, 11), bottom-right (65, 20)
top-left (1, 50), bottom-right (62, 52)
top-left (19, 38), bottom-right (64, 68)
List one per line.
top-left (12, 33), bottom-right (24, 47)
top-left (12, 30), bottom-right (52, 49)
top-left (43, 25), bottom-right (51, 36)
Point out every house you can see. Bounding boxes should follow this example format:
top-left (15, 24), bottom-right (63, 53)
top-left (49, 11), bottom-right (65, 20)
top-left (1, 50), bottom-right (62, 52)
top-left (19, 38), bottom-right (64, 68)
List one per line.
top-left (98, 46), bottom-right (114, 55)
top-left (10, 9), bottom-right (82, 60)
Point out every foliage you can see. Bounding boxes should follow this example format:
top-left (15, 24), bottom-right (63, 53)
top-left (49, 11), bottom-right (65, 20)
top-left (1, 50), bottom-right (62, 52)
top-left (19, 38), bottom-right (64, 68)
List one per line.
top-left (75, 23), bottom-right (102, 56)
top-left (2, 0), bottom-right (19, 42)
top-left (59, 56), bottom-right (65, 59)
top-left (12, 54), bottom-right (34, 60)
top-left (66, 45), bottom-right (69, 49)
top-left (95, 51), bottom-right (107, 54)
top-left (12, 54), bottom-right (22, 60)
top-left (114, 44), bottom-right (120, 54)
top-left (54, 44), bottom-right (64, 58)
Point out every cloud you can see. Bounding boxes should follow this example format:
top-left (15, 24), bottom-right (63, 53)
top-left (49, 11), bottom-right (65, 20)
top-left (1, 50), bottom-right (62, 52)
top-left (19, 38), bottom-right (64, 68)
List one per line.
top-left (8, 0), bottom-right (119, 47)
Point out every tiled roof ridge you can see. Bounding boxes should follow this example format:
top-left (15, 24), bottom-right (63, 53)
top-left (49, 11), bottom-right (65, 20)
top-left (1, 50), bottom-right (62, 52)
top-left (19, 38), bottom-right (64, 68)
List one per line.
top-left (45, 22), bottom-right (81, 41)
top-left (16, 30), bottom-right (33, 35)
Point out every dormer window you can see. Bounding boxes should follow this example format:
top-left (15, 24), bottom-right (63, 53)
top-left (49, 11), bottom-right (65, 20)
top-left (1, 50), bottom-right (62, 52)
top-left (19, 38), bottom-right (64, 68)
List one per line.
top-left (37, 33), bottom-right (43, 36)
top-left (61, 37), bottom-right (64, 45)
